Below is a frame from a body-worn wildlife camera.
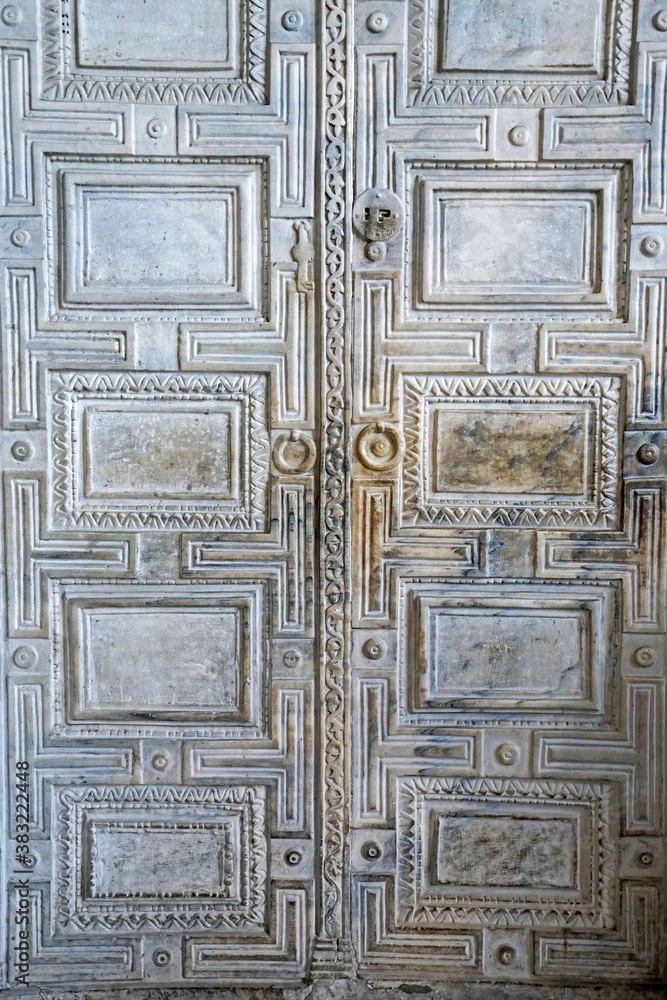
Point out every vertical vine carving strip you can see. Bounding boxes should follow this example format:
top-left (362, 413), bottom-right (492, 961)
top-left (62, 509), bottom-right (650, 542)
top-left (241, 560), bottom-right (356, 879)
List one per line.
top-left (320, 0), bottom-right (348, 950)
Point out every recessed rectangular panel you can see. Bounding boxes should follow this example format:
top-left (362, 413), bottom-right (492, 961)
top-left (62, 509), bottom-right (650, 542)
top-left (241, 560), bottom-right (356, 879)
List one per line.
top-left (397, 581), bottom-right (618, 723)
top-left (431, 608), bottom-right (587, 700)
top-left (437, 196), bottom-right (596, 293)
top-left (81, 189), bottom-right (235, 292)
top-left (46, 158), bottom-right (267, 317)
top-left (75, 0), bottom-right (235, 70)
top-left (440, 0), bottom-right (605, 73)
top-left (407, 166), bottom-right (627, 315)
top-left (434, 406), bottom-right (589, 496)
top-left (436, 815), bottom-right (576, 888)
top-left (88, 819), bottom-right (238, 898)
top-left (84, 407), bottom-right (233, 499)
top-left (80, 608), bottom-right (240, 712)
top-left (51, 580), bottom-right (267, 737)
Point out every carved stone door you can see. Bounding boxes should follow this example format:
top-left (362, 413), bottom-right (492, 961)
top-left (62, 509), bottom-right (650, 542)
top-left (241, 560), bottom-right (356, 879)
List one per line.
top-left (349, 0), bottom-right (666, 987)
top-left (0, 0), bottom-right (665, 992)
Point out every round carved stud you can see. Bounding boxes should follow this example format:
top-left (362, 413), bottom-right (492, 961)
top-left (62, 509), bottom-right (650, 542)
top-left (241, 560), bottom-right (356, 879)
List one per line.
top-left (272, 431), bottom-right (316, 475)
top-left (10, 228), bottom-right (30, 247)
top-left (357, 423), bottom-right (404, 471)
top-left (634, 646), bottom-right (656, 667)
top-left (495, 743), bottom-right (520, 766)
top-left (353, 187), bottom-right (404, 244)
top-left (653, 9), bottom-right (667, 30)
top-left (285, 850), bottom-right (302, 866)
top-left (11, 440), bottom-right (32, 461)
top-left (152, 949), bottom-right (171, 966)
top-left (361, 841), bottom-right (382, 860)
top-left (282, 9), bottom-right (303, 30)
top-left (636, 442), bottom-right (660, 465)
top-left (146, 118), bottom-right (167, 138)
top-left (366, 240), bottom-right (387, 262)
top-left (283, 648), bottom-right (301, 668)
top-left (508, 125), bottom-right (530, 147)
top-left (1, 5), bottom-right (22, 25)
top-left (151, 753), bottom-right (169, 771)
top-left (495, 945), bottom-right (516, 966)
top-left (362, 637), bottom-right (386, 661)
top-left (636, 849), bottom-right (654, 867)
top-left (640, 234), bottom-right (663, 257)
top-left (13, 645), bottom-right (37, 669)
top-left (367, 11), bottom-right (388, 32)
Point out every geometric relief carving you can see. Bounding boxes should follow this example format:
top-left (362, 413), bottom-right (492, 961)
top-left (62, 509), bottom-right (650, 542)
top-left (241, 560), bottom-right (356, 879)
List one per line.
top-left (48, 372), bottom-right (270, 531)
top-left (407, 167), bottom-right (628, 316)
top-left (50, 580), bottom-right (267, 738)
top-left (41, 0), bottom-right (267, 104)
top-left (4, 475), bottom-right (134, 637)
top-left (46, 157), bottom-right (269, 320)
top-left (396, 777), bottom-right (617, 929)
top-left (539, 485), bottom-right (666, 630)
top-left (354, 880), bottom-right (478, 974)
top-left (408, 0), bottom-right (634, 107)
top-left (53, 784), bottom-right (267, 931)
top-left (536, 884), bottom-right (661, 980)
top-left (402, 375), bottom-right (621, 529)
top-left (398, 580), bottom-right (618, 724)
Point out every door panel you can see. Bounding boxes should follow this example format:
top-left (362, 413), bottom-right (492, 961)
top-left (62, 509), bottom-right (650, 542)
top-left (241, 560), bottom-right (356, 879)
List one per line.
top-left (1, 0), bottom-right (665, 991)
top-left (1, 0), bottom-right (317, 986)
top-left (350, 0), bottom-right (666, 985)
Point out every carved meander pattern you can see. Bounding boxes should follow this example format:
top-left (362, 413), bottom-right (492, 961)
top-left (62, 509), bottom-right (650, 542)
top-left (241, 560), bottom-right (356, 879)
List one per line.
top-left (0, 0), bottom-right (666, 990)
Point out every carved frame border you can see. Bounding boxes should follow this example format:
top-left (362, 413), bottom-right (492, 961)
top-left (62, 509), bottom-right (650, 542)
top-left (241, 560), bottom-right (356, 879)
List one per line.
top-left (40, 0), bottom-right (268, 104)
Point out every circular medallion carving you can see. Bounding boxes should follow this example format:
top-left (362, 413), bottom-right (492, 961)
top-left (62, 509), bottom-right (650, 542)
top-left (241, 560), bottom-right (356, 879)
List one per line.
top-left (151, 753), bottom-right (169, 771)
top-left (11, 440), bottom-right (32, 461)
top-left (653, 9), bottom-right (667, 30)
top-left (366, 240), bottom-right (387, 261)
top-left (636, 443), bottom-right (660, 465)
top-left (634, 646), bottom-right (656, 667)
top-left (495, 743), bottom-right (520, 766)
top-left (10, 228), bottom-right (30, 247)
top-left (496, 945), bottom-right (516, 966)
top-left (361, 841), bottom-right (382, 860)
top-left (282, 9), bottom-right (303, 30)
top-left (285, 850), bottom-right (302, 866)
top-left (357, 423), bottom-right (404, 471)
top-left (146, 118), bottom-right (167, 138)
top-left (272, 432), bottom-right (316, 475)
top-left (508, 125), bottom-right (530, 146)
top-left (152, 949), bottom-right (171, 966)
top-left (1, 5), bottom-right (22, 25)
top-left (283, 649), bottom-right (301, 668)
top-left (362, 637), bottom-right (386, 660)
top-left (640, 234), bottom-right (663, 257)
top-left (636, 849), bottom-right (654, 867)
top-left (367, 11), bottom-right (388, 32)
top-left (13, 646), bottom-right (37, 669)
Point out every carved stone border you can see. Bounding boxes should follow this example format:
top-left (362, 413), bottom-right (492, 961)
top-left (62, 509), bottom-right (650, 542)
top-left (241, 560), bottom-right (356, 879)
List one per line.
top-left (40, 0), bottom-right (267, 104)
top-left (317, 0), bottom-right (350, 962)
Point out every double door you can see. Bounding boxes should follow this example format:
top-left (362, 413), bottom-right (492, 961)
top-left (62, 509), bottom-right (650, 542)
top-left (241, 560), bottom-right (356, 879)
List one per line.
top-left (1, 0), bottom-right (665, 988)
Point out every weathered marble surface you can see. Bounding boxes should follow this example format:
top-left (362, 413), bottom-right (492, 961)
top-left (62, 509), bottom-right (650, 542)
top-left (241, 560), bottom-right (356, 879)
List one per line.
top-left (0, 0), bottom-right (665, 992)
